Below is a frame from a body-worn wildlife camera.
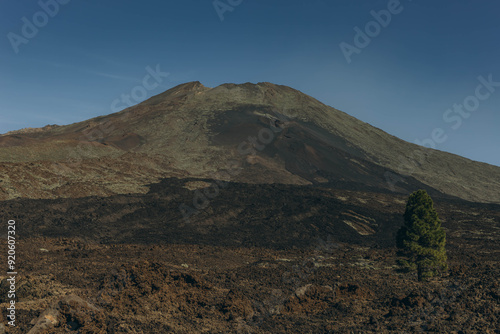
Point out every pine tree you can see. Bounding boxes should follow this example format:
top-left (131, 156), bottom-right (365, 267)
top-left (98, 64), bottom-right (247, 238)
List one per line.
top-left (396, 190), bottom-right (447, 281)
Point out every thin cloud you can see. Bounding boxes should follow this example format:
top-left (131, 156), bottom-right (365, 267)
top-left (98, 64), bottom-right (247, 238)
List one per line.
top-left (82, 52), bottom-right (131, 68)
top-left (82, 69), bottom-right (140, 83)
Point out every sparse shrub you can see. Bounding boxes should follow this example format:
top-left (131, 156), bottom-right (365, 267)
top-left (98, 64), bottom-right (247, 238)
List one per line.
top-left (396, 190), bottom-right (447, 281)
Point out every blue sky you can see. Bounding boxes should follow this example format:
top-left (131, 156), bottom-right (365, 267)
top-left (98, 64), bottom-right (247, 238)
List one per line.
top-left (1, 0), bottom-right (499, 166)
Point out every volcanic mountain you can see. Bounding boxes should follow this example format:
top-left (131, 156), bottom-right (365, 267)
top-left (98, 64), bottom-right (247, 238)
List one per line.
top-left (1, 81), bottom-right (499, 203)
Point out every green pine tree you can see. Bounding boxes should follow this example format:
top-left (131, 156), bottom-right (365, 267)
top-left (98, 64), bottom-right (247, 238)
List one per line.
top-left (396, 190), bottom-right (447, 281)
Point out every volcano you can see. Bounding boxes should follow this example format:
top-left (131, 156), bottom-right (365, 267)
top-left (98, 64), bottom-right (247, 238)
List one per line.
top-left (1, 81), bottom-right (499, 203)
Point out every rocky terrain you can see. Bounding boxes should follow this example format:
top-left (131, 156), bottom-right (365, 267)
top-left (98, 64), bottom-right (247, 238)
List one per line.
top-left (0, 179), bottom-right (499, 333)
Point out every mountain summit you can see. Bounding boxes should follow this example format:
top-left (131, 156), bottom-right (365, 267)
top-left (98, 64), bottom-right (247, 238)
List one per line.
top-left (1, 81), bottom-right (499, 203)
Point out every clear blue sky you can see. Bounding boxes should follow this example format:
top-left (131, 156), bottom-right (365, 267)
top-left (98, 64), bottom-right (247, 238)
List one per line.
top-left (1, 0), bottom-right (499, 166)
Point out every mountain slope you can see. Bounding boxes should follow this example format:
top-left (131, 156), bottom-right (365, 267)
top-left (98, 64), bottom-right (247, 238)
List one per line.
top-left (0, 81), bottom-right (499, 203)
